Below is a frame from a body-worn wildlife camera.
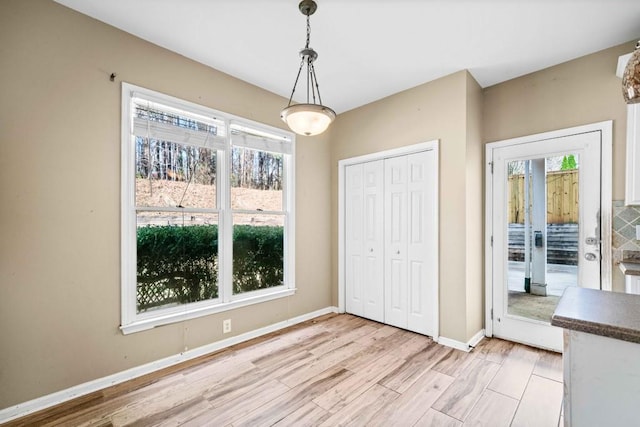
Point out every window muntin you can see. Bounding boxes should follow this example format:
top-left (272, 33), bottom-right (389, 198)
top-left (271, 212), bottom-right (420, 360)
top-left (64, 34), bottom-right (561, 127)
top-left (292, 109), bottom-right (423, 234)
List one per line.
top-left (122, 84), bottom-right (295, 333)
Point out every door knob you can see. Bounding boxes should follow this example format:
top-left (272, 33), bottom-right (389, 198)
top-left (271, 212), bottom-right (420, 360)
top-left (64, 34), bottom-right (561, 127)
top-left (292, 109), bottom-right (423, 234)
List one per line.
top-left (396, 250), bottom-right (400, 255)
top-left (584, 252), bottom-right (599, 261)
top-left (369, 248), bottom-right (373, 252)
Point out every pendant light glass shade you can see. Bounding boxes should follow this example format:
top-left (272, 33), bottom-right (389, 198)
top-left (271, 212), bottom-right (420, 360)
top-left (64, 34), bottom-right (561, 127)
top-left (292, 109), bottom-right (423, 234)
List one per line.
top-left (622, 40), bottom-right (640, 104)
top-left (281, 103), bottom-right (335, 136)
top-left (281, 0), bottom-right (335, 137)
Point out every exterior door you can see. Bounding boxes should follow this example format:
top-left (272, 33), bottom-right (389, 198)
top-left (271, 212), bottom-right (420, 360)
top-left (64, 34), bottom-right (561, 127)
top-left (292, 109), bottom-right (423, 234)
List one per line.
top-left (488, 130), bottom-right (602, 351)
top-left (345, 160), bottom-right (384, 322)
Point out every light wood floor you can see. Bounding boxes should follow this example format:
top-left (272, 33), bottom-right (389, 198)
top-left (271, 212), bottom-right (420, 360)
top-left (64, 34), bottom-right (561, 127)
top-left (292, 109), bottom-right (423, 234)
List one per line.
top-left (5, 314), bottom-right (564, 427)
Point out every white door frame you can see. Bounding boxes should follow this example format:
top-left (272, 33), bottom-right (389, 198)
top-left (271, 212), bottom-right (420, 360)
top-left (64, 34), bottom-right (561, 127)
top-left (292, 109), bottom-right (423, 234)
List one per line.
top-left (485, 121), bottom-right (612, 338)
top-left (338, 140), bottom-right (439, 341)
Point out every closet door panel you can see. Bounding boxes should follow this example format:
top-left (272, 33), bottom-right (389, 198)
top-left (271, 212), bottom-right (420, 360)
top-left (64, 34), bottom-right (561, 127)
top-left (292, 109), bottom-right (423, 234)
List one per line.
top-left (407, 151), bottom-right (437, 336)
top-left (384, 156), bottom-right (408, 329)
top-left (363, 160), bottom-right (385, 322)
top-left (390, 258), bottom-right (405, 313)
top-left (345, 164), bottom-right (364, 317)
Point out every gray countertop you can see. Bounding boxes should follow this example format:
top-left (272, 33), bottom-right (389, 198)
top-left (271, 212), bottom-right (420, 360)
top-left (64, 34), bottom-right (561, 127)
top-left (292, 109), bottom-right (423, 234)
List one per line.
top-left (551, 287), bottom-right (640, 344)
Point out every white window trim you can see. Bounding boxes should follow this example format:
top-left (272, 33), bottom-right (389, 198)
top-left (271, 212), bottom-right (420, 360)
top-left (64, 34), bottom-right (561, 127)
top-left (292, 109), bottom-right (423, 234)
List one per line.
top-left (120, 83), bottom-right (296, 334)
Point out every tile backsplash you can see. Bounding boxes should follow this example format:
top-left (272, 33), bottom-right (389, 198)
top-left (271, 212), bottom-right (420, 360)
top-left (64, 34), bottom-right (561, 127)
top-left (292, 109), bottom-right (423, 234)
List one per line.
top-left (613, 200), bottom-right (640, 263)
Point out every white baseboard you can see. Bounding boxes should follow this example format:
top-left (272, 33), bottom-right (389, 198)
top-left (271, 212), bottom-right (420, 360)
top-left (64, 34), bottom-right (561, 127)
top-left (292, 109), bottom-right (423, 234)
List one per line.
top-left (468, 329), bottom-right (486, 349)
top-left (438, 329), bottom-right (486, 353)
top-left (0, 306), bottom-right (339, 423)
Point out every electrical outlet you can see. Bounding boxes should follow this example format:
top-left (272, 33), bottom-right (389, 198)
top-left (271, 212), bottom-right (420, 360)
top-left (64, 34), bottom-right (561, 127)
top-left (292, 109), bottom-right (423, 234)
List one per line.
top-left (223, 319), bottom-right (231, 334)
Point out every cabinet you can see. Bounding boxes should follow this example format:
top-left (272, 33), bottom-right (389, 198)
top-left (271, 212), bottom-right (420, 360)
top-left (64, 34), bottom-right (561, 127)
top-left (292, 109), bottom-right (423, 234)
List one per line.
top-left (625, 104), bottom-right (640, 205)
top-left (552, 288), bottom-right (640, 427)
top-left (624, 274), bottom-right (640, 294)
top-left (344, 149), bottom-right (438, 336)
top-left (562, 330), bottom-right (640, 427)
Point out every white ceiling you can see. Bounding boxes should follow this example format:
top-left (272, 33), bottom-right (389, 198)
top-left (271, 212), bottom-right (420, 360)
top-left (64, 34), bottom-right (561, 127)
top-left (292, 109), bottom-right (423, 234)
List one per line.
top-left (55, 0), bottom-right (640, 114)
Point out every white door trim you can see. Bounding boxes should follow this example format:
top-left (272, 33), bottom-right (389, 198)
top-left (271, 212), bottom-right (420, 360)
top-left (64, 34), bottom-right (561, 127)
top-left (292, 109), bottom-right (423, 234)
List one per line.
top-left (338, 140), bottom-right (439, 340)
top-left (484, 121), bottom-right (612, 338)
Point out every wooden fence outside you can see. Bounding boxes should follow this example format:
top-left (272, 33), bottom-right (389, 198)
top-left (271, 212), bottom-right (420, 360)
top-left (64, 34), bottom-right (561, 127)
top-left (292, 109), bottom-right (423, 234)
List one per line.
top-left (508, 169), bottom-right (578, 224)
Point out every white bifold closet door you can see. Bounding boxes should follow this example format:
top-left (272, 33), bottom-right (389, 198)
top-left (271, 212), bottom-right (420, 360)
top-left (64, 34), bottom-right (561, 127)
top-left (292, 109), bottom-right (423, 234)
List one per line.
top-left (345, 160), bottom-right (385, 323)
top-left (345, 150), bottom-right (437, 336)
top-left (384, 151), bottom-right (436, 335)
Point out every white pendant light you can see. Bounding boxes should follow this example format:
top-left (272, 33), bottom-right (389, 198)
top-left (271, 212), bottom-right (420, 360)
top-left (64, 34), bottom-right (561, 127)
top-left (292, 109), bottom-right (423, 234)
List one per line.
top-left (623, 40), bottom-right (640, 104)
top-left (281, 0), bottom-right (335, 136)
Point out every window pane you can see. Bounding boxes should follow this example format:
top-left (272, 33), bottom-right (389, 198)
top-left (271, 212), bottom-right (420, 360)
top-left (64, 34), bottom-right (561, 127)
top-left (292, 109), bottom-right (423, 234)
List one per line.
top-left (136, 212), bottom-right (218, 313)
top-left (233, 214), bottom-right (284, 295)
top-left (231, 147), bottom-right (283, 211)
top-left (135, 138), bottom-right (217, 209)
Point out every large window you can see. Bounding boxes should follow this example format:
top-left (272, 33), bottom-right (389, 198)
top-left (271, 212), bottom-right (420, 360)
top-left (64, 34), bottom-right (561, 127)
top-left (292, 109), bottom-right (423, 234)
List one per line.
top-left (121, 84), bottom-right (295, 334)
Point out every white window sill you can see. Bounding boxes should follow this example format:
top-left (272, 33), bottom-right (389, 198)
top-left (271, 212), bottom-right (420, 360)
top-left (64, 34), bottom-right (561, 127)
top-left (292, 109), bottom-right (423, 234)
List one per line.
top-left (120, 288), bottom-right (296, 335)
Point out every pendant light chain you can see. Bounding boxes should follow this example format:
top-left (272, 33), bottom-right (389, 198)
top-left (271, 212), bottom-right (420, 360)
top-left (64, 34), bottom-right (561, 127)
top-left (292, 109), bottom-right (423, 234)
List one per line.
top-left (286, 12), bottom-right (315, 107)
top-left (308, 62), bottom-right (313, 104)
top-left (280, 0), bottom-right (336, 136)
top-left (287, 61), bottom-right (305, 107)
top-left (306, 14), bottom-right (311, 49)
top-left (306, 14), bottom-right (312, 103)
top-left (310, 63), bottom-right (322, 105)
top-left (304, 13), bottom-right (322, 106)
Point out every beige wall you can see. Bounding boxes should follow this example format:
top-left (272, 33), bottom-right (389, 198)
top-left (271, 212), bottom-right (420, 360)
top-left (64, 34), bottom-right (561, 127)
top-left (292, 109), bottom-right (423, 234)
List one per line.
top-left (330, 71), bottom-right (484, 344)
top-left (0, 0), bottom-right (332, 409)
top-left (465, 73), bottom-right (485, 338)
top-left (483, 41), bottom-right (636, 292)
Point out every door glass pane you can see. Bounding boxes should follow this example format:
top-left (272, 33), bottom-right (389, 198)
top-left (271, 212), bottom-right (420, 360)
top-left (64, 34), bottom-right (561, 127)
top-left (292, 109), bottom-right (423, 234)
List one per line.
top-left (507, 154), bottom-right (579, 322)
